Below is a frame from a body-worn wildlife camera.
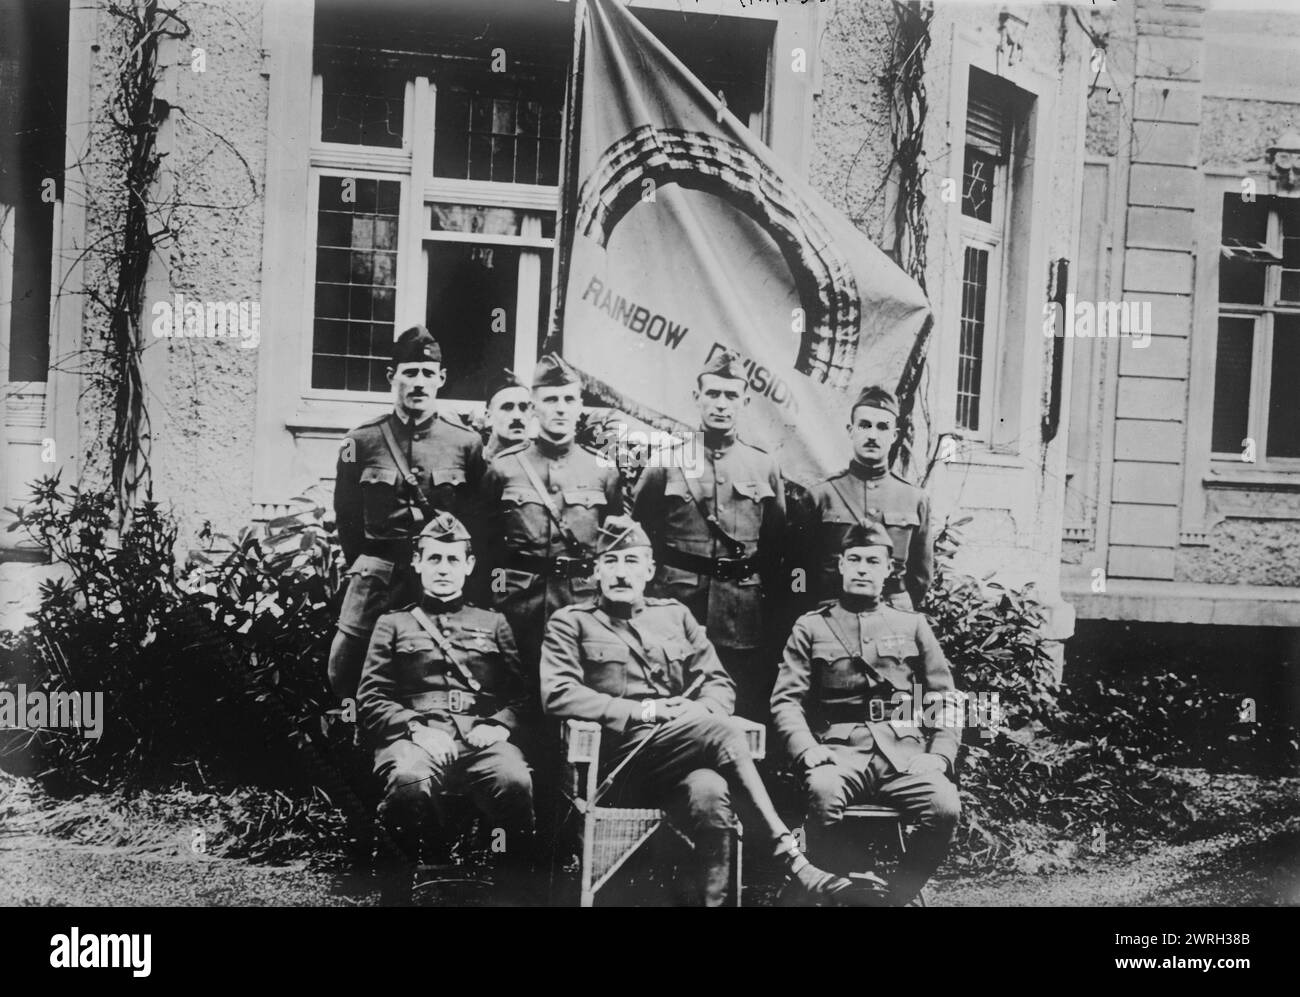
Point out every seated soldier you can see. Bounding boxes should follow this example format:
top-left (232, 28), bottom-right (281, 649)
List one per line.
top-left (358, 512), bottom-right (536, 888)
top-left (539, 515), bottom-right (852, 906)
top-left (771, 519), bottom-right (961, 906)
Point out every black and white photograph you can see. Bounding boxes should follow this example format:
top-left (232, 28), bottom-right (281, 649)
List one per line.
top-left (0, 0), bottom-right (1297, 930)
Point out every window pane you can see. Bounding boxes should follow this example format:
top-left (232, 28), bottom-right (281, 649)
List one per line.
top-left (1268, 315), bottom-right (1300, 459)
top-left (434, 85), bottom-right (563, 185)
top-left (1221, 193), bottom-right (1269, 245)
top-left (426, 242), bottom-right (551, 401)
top-left (1219, 258), bottom-right (1267, 304)
top-left (320, 64), bottom-right (405, 148)
top-left (956, 246), bottom-right (989, 432)
top-left (312, 176), bottom-right (401, 391)
top-left (962, 147), bottom-right (998, 222)
top-left (1211, 316), bottom-right (1254, 453)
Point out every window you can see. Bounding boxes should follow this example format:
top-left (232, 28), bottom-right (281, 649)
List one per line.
top-left (955, 69), bottom-right (1013, 434)
top-left (1211, 194), bottom-right (1300, 462)
top-left (306, 0), bottom-right (772, 402)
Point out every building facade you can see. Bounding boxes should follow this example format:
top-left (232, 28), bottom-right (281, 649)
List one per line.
top-left (1, 0), bottom-right (1101, 647)
top-left (1062, 0), bottom-right (1300, 628)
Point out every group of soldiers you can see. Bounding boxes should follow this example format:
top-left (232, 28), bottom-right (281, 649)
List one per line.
top-left (332, 324), bottom-right (961, 907)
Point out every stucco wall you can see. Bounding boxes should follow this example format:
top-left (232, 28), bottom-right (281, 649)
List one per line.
top-left (74, 1), bottom-right (268, 550)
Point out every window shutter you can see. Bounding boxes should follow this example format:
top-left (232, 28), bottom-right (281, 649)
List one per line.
top-left (966, 90), bottom-right (1009, 159)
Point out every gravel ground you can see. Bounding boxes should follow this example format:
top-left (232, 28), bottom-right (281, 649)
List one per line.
top-left (2, 767), bottom-right (1297, 907)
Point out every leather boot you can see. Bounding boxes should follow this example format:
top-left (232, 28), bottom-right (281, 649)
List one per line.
top-left (695, 829), bottom-right (734, 908)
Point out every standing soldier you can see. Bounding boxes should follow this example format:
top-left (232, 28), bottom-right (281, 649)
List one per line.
top-left (330, 325), bottom-right (485, 700)
top-left (484, 369), bottom-right (531, 460)
top-left (771, 519), bottom-right (960, 906)
top-left (800, 385), bottom-right (932, 610)
top-left (632, 351), bottom-right (785, 720)
top-left (357, 513), bottom-right (535, 890)
top-left (539, 516), bottom-right (852, 906)
top-left (481, 353), bottom-right (623, 672)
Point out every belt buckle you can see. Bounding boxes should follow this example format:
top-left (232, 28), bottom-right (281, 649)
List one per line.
top-left (447, 690), bottom-right (470, 714)
top-left (715, 556), bottom-right (743, 581)
top-left (868, 699), bottom-right (886, 722)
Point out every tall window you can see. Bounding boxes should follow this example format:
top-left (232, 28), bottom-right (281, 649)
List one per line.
top-left (1212, 193), bottom-right (1300, 463)
top-left (307, 0), bottom-right (771, 402)
top-left (955, 69), bottom-right (1014, 435)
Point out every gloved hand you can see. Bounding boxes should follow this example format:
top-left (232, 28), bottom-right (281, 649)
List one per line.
top-left (409, 723), bottom-right (457, 765)
top-left (466, 723), bottom-right (510, 749)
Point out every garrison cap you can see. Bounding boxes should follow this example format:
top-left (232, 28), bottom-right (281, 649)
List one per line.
top-left (392, 325), bottom-right (442, 366)
top-left (850, 384), bottom-right (899, 418)
top-left (533, 352), bottom-right (581, 388)
top-left (595, 516), bottom-right (652, 555)
top-left (417, 511), bottom-right (472, 545)
top-left (486, 368), bottom-right (527, 404)
top-left (840, 518), bottom-right (894, 554)
top-left (698, 348), bottom-right (748, 383)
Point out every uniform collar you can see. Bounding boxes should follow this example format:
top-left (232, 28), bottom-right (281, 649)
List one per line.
top-left (534, 432), bottom-right (574, 459)
top-left (393, 406), bottom-right (436, 432)
top-left (420, 593), bottom-right (464, 615)
top-left (848, 457), bottom-right (888, 481)
top-left (701, 427), bottom-right (737, 455)
top-left (839, 593), bottom-right (881, 615)
top-left (599, 596), bottom-right (645, 619)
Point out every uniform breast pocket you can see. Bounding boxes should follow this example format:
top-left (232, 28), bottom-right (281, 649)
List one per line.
top-left (882, 509), bottom-right (919, 559)
top-left (580, 641), bottom-right (629, 694)
top-left (872, 635), bottom-right (920, 680)
top-left (730, 480), bottom-right (773, 540)
top-left (660, 638), bottom-right (693, 688)
top-left (500, 486), bottom-right (547, 535)
top-left (360, 466), bottom-right (401, 528)
top-left (394, 636), bottom-right (439, 680)
top-left (816, 653), bottom-right (865, 693)
top-left (430, 467), bottom-right (466, 489)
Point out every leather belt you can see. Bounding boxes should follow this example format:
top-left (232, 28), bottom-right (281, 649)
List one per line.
top-left (409, 690), bottom-right (481, 715)
top-left (507, 552), bottom-right (594, 579)
top-left (661, 546), bottom-right (757, 582)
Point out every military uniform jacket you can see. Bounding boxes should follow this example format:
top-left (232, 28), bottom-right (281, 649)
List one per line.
top-left (357, 599), bottom-right (529, 746)
top-left (334, 410), bottom-right (486, 564)
top-left (802, 463), bottom-right (931, 609)
top-left (771, 601), bottom-right (960, 774)
top-left (540, 597), bottom-right (736, 733)
top-left (631, 434), bottom-right (785, 650)
top-left (482, 437), bottom-right (624, 610)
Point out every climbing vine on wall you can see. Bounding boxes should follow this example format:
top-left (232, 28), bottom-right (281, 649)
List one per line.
top-left (82, 1), bottom-right (190, 520)
top-left (881, 0), bottom-right (934, 476)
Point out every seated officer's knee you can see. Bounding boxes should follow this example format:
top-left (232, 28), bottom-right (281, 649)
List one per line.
top-left (487, 744), bottom-right (534, 800)
top-left (378, 742), bottom-right (440, 810)
top-left (681, 768), bottom-right (733, 832)
top-left (915, 773), bottom-right (960, 829)
top-left (680, 711), bottom-right (750, 765)
top-left (805, 765), bottom-right (848, 825)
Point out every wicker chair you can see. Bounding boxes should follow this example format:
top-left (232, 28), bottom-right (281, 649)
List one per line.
top-left (802, 802), bottom-right (926, 907)
top-left (561, 716), bottom-right (766, 907)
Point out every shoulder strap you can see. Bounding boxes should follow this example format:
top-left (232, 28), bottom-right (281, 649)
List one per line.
top-left (677, 466), bottom-right (746, 557)
top-left (378, 419), bottom-right (421, 490)
top-left (514, 452), bottom-right (588, 554)
top-left (817, 607), bottom-right (885, 686)
top-left (588, 607), bottom-right (655, 674)
top-left (410, 607), bottom-right (482, 692)
top-left (827, 474), bottom-right (862, 520)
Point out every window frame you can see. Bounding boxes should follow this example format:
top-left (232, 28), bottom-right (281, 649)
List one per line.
top-left (1208, 191), bottom-right (1300, 469)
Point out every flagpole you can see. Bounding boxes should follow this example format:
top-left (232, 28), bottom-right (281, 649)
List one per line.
top-left (544, 0), bottom-right (588, 357)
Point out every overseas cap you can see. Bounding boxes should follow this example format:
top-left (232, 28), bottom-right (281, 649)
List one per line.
top-left (418, 511), bottom-right (472, 544)
top-left (486, 368), bottom-right (527, 404)
top-left (392, 325), bottom-right (442, 366)
top-left (840, 518), bottom-right (894, 554)
top-left (533, 352), bottom-right (582, 388)
top-left (850, 384), bottom-right (898, 418)
top-left (698, 349), bottom-right (748, 383)
top-left (595, 515), bottom-right (652, 555)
